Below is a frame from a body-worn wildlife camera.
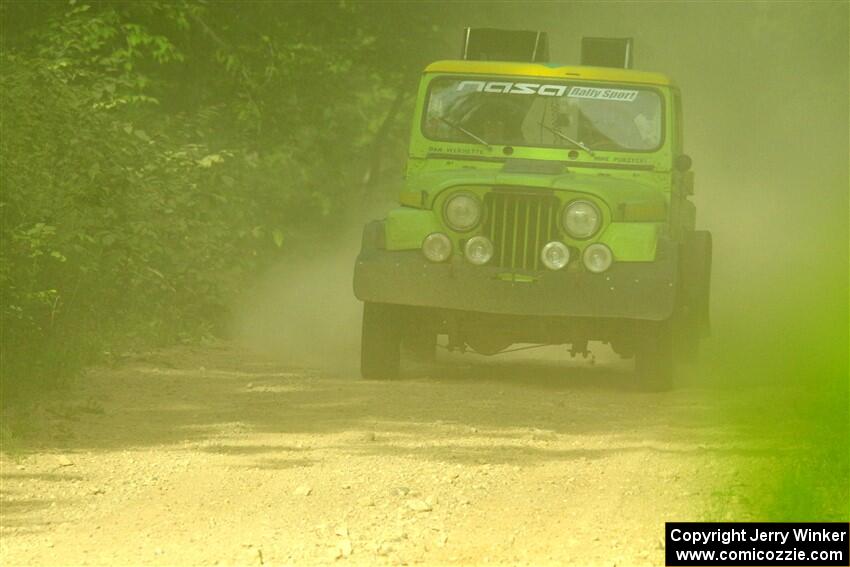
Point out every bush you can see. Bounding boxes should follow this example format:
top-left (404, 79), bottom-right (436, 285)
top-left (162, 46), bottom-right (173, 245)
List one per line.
top-left (0, 1), bottom-right (435, 405)
top-left (0, 54), bottom-right (272, 401)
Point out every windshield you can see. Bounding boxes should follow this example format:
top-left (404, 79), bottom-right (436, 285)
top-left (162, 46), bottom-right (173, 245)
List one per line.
top-left (423, 76), bottom-right (664, 152)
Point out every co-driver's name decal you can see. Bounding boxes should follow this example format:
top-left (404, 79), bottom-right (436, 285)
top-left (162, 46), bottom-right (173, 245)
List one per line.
top-left (455, 81), bottom-right (638, 102)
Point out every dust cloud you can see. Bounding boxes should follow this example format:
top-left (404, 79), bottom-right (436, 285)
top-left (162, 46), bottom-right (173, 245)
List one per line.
top-left (234, 2), bottom-right (848, 389)
top-left (231, 230), bottom-right (364, 374)
top-left (238, 3), bottom-right (847, 388)
top-left (229, 2), bottom-right (847, 520)
top-left (470, 1), bottom-right (849, 388)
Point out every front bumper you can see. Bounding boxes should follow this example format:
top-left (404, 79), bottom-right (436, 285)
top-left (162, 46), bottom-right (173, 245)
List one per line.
top-left (353, 235), bottom-right (679, 321)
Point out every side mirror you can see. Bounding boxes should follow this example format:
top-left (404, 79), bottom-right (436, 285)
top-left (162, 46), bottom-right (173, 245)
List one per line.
top-left (675, 154), bottom-right (693, 172)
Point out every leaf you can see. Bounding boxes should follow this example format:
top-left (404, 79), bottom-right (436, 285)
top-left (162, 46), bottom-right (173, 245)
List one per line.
top-left (146, 266), bottom-right (165, 279)
top-left (197, 154), bottom-right (223, 168)
top-left (272, 229), bottom-right (284, 248)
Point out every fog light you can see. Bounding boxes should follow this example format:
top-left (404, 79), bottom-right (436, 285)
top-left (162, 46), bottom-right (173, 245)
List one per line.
top-left (464, 236), bottom-right (493, 265)
top-left (541, 241), bottom-right (570, 270)
top-left (583, 243), bottom-right (613, 273)
top-left (422, 232), bottom-right (452, 262)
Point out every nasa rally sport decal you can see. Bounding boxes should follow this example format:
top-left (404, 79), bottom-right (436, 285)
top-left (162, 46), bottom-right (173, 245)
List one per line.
top-left (567, 86), bottom-right (638, 101)
top-left (455, 80), bottom-right (638, 101)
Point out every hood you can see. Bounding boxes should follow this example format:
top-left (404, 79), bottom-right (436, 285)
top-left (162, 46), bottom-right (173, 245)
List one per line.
top-left (401, 163), bottom-right (669, 220)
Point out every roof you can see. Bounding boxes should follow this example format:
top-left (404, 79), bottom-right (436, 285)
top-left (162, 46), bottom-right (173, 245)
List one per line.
top-left (424, 60), bottom-right (673, 87)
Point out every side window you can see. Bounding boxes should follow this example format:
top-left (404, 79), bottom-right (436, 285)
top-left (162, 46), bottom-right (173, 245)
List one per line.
top-left (673, 89), bottom-right (684, 155)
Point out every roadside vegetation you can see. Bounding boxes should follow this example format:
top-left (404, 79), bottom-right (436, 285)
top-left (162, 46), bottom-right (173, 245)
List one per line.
top-left (0, 2), bottom-right (448, 406)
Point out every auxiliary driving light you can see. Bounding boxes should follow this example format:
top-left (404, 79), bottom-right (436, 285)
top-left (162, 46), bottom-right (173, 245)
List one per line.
top-left (583, 243), bottom-right (613, 273)
top-left (422, 232), bottom-right (452, 262)
top-left (540, 241), bottom-right (570, 270)
top-left (464, 236), bottom-right (494, 265)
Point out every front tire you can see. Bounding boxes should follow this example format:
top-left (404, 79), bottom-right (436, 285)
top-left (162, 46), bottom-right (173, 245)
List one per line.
top-left (361, 302), bottom-right (401, 380)
top-left (635, 320), bottom-right (674, 391)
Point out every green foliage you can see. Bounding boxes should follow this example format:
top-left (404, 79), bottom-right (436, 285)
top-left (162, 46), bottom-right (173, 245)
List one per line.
top-left (34, 2), bottom-right (183, 108)
top-left (0, 1), bottom-right (449, 403)
top-left (1, 54), bottom-right (240, 398)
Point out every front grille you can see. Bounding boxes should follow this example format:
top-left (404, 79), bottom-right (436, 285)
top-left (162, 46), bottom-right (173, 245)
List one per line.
top-left (482, 190), bottom-right (559, 271)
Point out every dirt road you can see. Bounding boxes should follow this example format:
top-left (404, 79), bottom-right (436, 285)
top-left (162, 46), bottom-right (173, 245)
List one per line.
top-left (1, 343), bottom-right (753, 566)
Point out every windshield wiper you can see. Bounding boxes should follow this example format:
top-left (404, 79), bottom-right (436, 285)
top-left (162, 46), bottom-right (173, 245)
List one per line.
top-left (539, 122), bottom-right (595, 156)
top-left (438, 116), bottom-right (490, 148)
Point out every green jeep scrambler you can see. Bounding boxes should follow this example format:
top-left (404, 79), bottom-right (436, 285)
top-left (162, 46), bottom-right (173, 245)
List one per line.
top-left (353, 31), bottom-right (712, 390)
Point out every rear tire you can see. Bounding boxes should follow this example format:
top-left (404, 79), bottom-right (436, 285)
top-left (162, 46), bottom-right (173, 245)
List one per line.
top-left (361, 302), bottom-right (401, 380)
top-left (677, 230), bottom-right (713, 363)
top-left (635, 320), bottom-right (674, 391)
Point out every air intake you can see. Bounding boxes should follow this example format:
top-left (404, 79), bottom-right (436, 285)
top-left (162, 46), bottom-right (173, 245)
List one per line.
top-left (462, 28), bottom-right (549, 63)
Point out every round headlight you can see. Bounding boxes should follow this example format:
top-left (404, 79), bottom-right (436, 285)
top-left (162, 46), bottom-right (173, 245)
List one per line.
top-left (562, 200), bottom-right (602, 239)
top-left (583, 243), bottom-right (613, 273)
top-left (540, 241), bottom-right (570, 270)
top-left (464, 236), bottom-right (494, 265)
top-left (444, 193), bottom-right (481, 232)
top-left (422, 232), bottom-right (452, 262)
